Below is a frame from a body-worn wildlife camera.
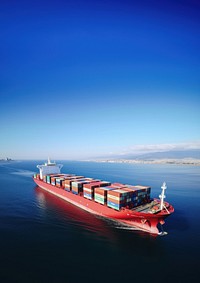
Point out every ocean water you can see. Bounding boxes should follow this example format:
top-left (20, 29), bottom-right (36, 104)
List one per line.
top-left (0, 160), bottom-right (199, 283)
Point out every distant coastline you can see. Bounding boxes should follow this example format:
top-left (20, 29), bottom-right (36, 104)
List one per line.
top-left (91, 158), bottom-right (200, 166)
top-left (0, 158), bottom-right (13, 162)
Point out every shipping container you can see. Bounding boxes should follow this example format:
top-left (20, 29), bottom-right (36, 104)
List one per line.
top-left (93, 187), bottom-right (114, 205)
top-left (71, 178), bottom-right (96, 194)
top-left (106, 189), bottom-right (134, 209)
top-left (123, 187), bottom-right (150, 206)
top-left (83, 192), bottom-right (92, 200)
top-left (55, 177), bottom-right (66, 188)
top-left (134, 185), bottom-right (151, 194)
top-left (83, 181), bottom-right (108, 200)
top-left (46, 174), bottom-right (63, 184)
top-left (107, 201), bottom-right (125, 210)
top-left (94, 194), bottom-right (105, 204)
top-left (43, 175), bottom-right (47, 182)
top-left (111, 183), bottom-right (126, 188)
top-left (107, 189), bottom-right (129, 197)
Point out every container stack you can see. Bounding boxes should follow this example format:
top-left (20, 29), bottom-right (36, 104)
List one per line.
top-left (35, 171), bottom-right (152, 210)
top-left (123, 185), bottom-right (151, 206)
top-left (43, 175), bottom-right (47, 182)
top-left (107, 189), bottom-right (132, 210)
top-left (46, 174), bottom-right (62, 184)
top-left (111, 183), bottom-right (126, 189)
top-left (46, 174), bottom-right (52, 184)
top-left (62, 178), bottom-right (74, 192)
top-left (94, 186), bottom-right (115, 205)
top-left (134, 185), bottom-right (151, 205)
top-left (51, 176), bottom-right (57, 186)
top-left (55, 177), bottom-right (66, 188)
top-left (122, 187), bottom-right (139, 207)
top-left (34, 173), bottom-right (40, 180)
top-left (71, 179), bottom-right (93, 195)
top-left (83, 182), bottom-right (101, 200)
top-left (83, 181), bottom-right (111, 200)
top-left (50, 174), bottom-right (65, 185)
top-left (62, 176), bottom-right (84, 191)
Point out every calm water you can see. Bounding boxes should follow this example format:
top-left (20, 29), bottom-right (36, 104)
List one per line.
top-left (0, 160), bottom-right (199, 283)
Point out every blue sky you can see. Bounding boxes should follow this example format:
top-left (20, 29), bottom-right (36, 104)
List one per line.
top-left (0, 0), bottom-right (200, 159)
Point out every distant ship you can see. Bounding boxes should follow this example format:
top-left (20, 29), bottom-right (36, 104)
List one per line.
top-left (33, 158), bottom-right (174, 235)
top-left (0, 157), bottom-right (13, 162)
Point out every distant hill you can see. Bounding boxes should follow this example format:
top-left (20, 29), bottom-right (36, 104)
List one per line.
top-left (135, 150), bottom-right (200, 160)
top-left (108, 150), bottom-right (200, 160)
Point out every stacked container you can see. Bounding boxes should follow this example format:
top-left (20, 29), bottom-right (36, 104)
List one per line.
top-left (83, 182), bottom-right (100, 200)
top-left (123, 187), bottom-right (138, 207)
top-left (94, 186), bottom-right (115, 205)
top-left (55, 177), bottom-right (66, 188)
top-left (34, 173), bottom-right (40, 180)
top-left (46, 174), bottom-right (62, 184)
top-left (83, 181), bottom-right (111, 200)
top-left (50, 174), bottom-right (65, 185)
top-left (51, 176), bottom-right (57, 186)
top-left (46, 174), bottom-right (52, 184)
top-left (43, 175), bottom-right (47, 182)
top-left (62, 176), bottom-right (84, 191)
top-left (111, 183), bottom-right (126, 188)
top-left (107, 189), bottom-right (132, 210)
top-left (71, 179), bottom-right (93, 195)
top-left (134, 185), bottom-right (151, 205)
top-left (35, 171), bottom-right (152, 209)
top-left (124, 185), bottom-right (151, 206)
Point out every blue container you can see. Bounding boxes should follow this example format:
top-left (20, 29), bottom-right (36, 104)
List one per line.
top-left (84, 192), bottom-right (92, 199)
top-left (107, 201), bottom-right (124, 210)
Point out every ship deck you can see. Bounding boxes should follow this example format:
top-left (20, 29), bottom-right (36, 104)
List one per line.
top-left (131, 200), bottom-right (160, 213)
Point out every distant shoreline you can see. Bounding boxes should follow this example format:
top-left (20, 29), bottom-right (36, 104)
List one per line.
top-left (90, 159), bottom-right (200, 166)
top-left (0, 159), bottom-right (13, 162)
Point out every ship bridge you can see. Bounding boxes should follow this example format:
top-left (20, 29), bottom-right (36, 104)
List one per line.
top-left (37, 158), bottom-right (63, 179)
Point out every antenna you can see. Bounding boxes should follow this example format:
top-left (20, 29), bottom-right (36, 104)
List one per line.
top-left (48, 157), bottom-right (51, 164)
top-left (159, 182), bottom-right (167, 210)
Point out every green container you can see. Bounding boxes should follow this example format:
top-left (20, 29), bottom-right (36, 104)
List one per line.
top-left (94, 197), bottom-right (105, 204)
top-left (95, 195), bottom-right (105, 201)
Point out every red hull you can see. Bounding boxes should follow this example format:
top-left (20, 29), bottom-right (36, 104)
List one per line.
top-left (33, 178), bottom-right (174, 234)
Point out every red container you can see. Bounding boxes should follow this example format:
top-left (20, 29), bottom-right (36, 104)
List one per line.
top-left (111, 183), bottom-right (125, 188)
top-left (123, 187), bottom-right (138, 196)
top-left (83, 181), bottom-right (101, 189)
top-left (107, 189), bottom-right (129, 197)
top-left (95, 187), bottom-right (105, 196)
top-left (63, 177), bottom-right (80, 185)
top-left (94, 187), bottom-right (116, 197)
top-left (83, 182), bottom-right (103, 199)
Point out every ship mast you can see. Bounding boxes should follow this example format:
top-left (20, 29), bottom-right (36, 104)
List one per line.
top-left (159, 182), bottom-right (167, 210)
top-left (48, 157), bottom-right (51, 164)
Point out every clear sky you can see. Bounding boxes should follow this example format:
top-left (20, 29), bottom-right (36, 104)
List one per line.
top-left (0, 0), bottom-right (200, 160)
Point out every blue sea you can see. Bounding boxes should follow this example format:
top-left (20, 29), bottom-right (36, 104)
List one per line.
top-left (0, 160), bottom-right (199, 283)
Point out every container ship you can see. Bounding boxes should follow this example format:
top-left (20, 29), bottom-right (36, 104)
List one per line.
top-left (33, 158), bottom-right (174, 235)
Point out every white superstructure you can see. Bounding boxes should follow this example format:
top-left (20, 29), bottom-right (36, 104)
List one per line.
top-left (37, 158), bottom-right (63, 179)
